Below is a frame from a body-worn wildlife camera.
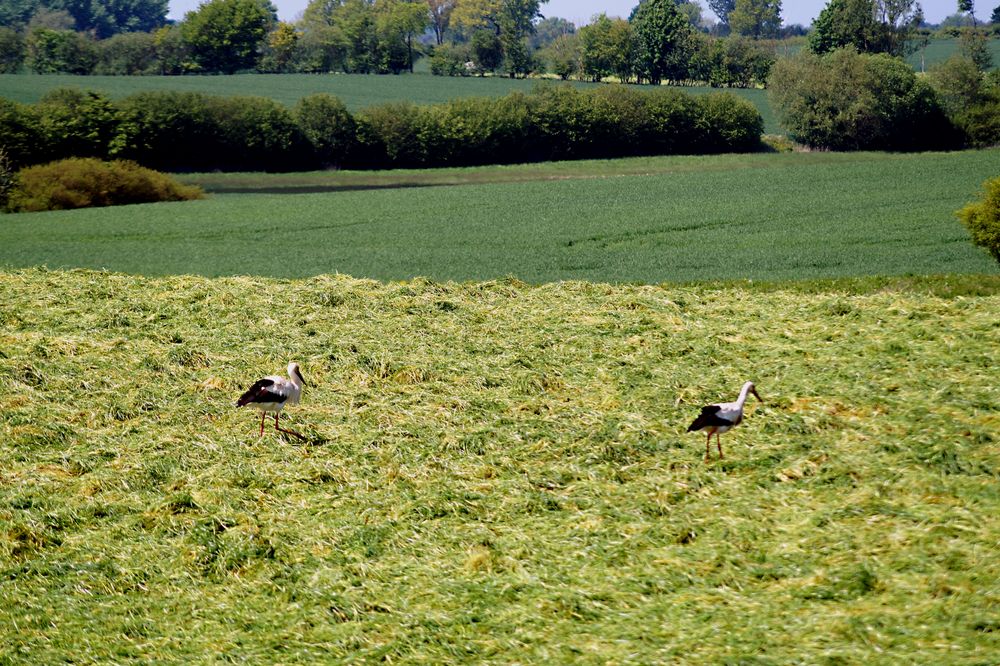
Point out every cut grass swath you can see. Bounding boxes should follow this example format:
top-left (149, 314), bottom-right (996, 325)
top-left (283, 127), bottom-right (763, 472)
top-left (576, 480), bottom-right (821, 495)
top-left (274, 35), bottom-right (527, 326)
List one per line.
top-left (0, 268), bottom-right (997, 663)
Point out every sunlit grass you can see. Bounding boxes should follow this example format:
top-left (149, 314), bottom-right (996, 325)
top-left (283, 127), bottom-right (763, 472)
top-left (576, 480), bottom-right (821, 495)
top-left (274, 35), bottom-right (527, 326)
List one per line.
top-left (1, 268), bottom-right (997, 663)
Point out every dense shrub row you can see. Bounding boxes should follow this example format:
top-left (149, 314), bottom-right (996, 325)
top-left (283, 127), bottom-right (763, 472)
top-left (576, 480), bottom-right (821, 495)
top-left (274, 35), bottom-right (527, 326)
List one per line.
top-left (768, 48), bottom-right (959, 151)
top-left (767, 47), bottom-right (998, 151)
top-left (5, 158), bottom-right (204, 212)
top-left (0, 84), bottom-right (764, 172)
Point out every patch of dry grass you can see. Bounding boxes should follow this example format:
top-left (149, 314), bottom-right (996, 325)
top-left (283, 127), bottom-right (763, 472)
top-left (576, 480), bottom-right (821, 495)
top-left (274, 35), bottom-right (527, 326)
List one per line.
top-left (0, 268), bottom-right (997, 663)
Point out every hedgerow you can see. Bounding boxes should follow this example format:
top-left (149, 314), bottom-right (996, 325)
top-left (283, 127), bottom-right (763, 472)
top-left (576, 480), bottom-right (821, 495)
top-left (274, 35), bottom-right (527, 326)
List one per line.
top-left (2, 84), bottom-right (764, 173)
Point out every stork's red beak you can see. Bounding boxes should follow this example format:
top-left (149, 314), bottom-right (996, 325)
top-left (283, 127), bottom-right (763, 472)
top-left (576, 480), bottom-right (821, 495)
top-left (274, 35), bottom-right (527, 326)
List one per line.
top-left (752, 388), bottom-right (762, 404)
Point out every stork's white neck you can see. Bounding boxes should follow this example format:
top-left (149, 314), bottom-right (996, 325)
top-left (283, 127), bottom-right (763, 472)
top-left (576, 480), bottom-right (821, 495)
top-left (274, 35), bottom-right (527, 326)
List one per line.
top-left (736, 382), bottom-right (755, 408)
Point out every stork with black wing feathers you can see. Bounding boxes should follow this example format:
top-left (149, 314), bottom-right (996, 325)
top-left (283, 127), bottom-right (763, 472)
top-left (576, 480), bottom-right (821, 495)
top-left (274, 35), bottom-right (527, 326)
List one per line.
top-left (687, 381), bottom-right (762, 461)
top-left (237, 362), bottom-right (307, 440)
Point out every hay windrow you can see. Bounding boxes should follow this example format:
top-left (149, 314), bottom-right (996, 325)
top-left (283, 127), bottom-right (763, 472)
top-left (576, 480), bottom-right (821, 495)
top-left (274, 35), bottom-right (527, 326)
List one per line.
top-left (0, 268), bottom-right (997, 663)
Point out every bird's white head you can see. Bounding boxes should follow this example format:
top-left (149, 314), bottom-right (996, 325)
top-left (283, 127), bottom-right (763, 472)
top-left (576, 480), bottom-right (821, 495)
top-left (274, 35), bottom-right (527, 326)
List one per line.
top-left (288, 362), bottom-right (306, 387)
top-left (743, 381), bottom-right (762, 404)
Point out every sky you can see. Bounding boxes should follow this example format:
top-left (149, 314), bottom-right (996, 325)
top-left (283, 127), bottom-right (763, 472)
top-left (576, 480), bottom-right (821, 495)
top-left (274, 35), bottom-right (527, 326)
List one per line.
top-left (167, 1), bottom-right (967, 28)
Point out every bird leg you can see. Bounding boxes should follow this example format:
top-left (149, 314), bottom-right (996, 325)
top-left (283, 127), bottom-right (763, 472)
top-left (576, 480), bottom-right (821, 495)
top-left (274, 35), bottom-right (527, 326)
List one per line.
top-left (705, 432), bottom-right (712, 461)
top-left (259, 412), bottom-right (266, 437)
top-left (274, 413), bottom-right (306, 441)
top-left (716, 433), bottom-right (724, 459)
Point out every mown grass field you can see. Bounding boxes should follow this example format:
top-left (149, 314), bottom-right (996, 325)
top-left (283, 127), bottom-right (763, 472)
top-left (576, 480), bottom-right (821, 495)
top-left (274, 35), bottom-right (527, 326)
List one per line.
top-left (0, 72), bottom-right (781, 135)
top-left (1, 268), bottom-right (998, 663)
top-left (1, 150), bottom-right (997, 283)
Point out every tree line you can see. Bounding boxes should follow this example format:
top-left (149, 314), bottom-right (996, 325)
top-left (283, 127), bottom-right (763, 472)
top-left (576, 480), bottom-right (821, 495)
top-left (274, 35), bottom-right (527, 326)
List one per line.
top-left (1, 0), bottom-right (995, 81)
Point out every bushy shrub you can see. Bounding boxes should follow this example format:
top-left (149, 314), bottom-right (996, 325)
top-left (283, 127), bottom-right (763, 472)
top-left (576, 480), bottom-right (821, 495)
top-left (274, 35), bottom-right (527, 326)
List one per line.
top-left (769, 47), bottom-right (958, 151)
top-left (928, 56), bottom-right (1000, 148)
top-left (111, 91), bottom-right (220, 171)
top-left (957, 177), bottom-right (1000, 264)
top-left (26, 28), bottom-right (97, 74)
top-left (527, 84), bottom-right (598, 160)
top-left (641, 88), bottom-right (703, 154)
top-left (113, 91), bottom-right (309, 172)
top-left (697, 92), bottom-right (765, 152)
top-left (429, 43), bottom-right (471, 76)
top-left (94, 32), bottom-right (159, 75)
top-left (0, 26), bottom-right (26, 73)
top-left (352, 84), bottom-right (764, 168)
top-left (355, 102), bottom-right (436, 168)
top-left (36, 88), bottom-right (119, 163)
top-left (0, 98), bottom-right (46, 168)
top-left (433, 93), bottom-right (534, 165)
top-left (294, 94), bottom-right (357, 168)
top-left (5, 158), bottom-right (204, 213)
top-left (210, 96), bottom-right (309, 171)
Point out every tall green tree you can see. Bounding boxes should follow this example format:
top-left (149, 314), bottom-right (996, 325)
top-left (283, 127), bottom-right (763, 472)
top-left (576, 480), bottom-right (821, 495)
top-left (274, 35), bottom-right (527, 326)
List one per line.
top-left (25, 27), bottom-right (96, 73)
top-left (809, 0), bottom-right (922, 58)
top-left (259, 21), bottom-right (300, 72)
top-left (579, 13), bottom-right (632, 82)
top-left (470, 27), bottom-right (502, 71)
top-left (958, 0), bottom-right (976, 25)
top-left (450, 0), bottom-right (545, 36)
top-left (95, 30), bottom-right (159, 74)
top-left (729, 0), bottom-right (781, 38)
top-left (335, 0), bottom-right (378, 72)
top-left (49, 0), bottom-right (169, 38)
top-left (579, 13), bottom-right (616, 81)
top-left (959, 26), bottom-right (993, 69)
top-left (541, 32), bottom-right (578, 79)
top-left (0, 0), bottom-right (167, 35)
top-left (0, 26), bottom-right (26, 72)
top-left (375, 0), bottom-right (429, 73)
top-left (182, 0), bottom-right (276, 73)
top-left (0, 0), bottom-right (43, 30)
top-left (676, 1), bottom-right (704, 28)
top-left (708, 0), bottom-right (736, 28)
top-left (450, 0), bottom-right (501, 34)
top-left (630, 0), bottom-right (693, 84)
top-left (530, 16), bottom-right (574, 50)
top-left (427, 0), bottom-right (455, 44)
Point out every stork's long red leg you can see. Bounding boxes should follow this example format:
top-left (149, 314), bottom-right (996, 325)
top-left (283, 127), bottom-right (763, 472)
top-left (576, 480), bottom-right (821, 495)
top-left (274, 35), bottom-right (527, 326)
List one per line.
top-left (274, 413), bottom-right (306, 441)
top-left (705, 432), bottom-right (712, 461)
top-left (259, 412), bottom-right (266, 437)
top-left (717, 433), bottom-right (724, 459)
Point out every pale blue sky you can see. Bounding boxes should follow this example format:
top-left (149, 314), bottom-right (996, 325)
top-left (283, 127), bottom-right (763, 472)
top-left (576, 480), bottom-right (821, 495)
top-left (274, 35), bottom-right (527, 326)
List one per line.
top-left (167, 1), bottom-right (971, 28)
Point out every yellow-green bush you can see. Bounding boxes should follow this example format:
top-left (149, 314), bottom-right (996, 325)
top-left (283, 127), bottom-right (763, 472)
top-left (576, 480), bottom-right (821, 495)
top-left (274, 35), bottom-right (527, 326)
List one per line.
top-left (5, 158), bottom-right (204, 213)
top-left (957, 176), bottom-right (1000, 264)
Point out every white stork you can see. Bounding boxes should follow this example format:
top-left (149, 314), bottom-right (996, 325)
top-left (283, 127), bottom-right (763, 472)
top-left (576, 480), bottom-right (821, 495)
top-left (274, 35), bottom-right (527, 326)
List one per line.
top-left (237, 362), bottom-right (307, 440)
top-left (687, 381), bottom-right (762, 461)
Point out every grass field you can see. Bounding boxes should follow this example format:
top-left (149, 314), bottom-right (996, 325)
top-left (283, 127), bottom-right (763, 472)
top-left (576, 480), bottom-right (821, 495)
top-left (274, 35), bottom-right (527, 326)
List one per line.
top-left (0, 72), bottom-right (781, 135)
top-left (1, 268), bottom-right (998, 663)
top-left (907, 36), bottom-right (1000, 72)
top-left (1, 150), bottom-right (997, 283)
top-left (768, 36), bottom-right (1000, 71)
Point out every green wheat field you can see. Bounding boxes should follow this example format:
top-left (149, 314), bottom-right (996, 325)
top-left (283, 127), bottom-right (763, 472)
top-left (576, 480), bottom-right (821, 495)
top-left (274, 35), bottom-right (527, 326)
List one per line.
top-left (2, 151), bottom-right (998, 282)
